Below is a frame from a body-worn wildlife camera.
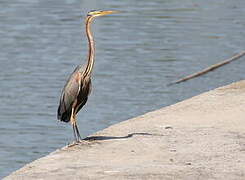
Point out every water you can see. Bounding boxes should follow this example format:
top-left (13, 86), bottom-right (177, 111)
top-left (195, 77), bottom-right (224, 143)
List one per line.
top-left (0, 0), bottom-right (245, 177)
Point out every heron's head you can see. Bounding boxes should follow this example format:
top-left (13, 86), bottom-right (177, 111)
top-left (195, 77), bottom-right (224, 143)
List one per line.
top-left (87, 10), bottom-right (118, 18)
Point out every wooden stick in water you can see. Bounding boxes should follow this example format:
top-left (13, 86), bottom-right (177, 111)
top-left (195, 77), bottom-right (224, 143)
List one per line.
top-left (169, 50), bottom-right (245, 85)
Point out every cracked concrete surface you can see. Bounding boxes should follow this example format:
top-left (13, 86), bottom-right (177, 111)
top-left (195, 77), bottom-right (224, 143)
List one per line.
top-left (4, 81), bottom-right (245, 180)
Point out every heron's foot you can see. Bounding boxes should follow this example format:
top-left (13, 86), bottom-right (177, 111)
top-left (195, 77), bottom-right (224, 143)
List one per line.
top-left (67, 141), bottom-right (80, 147)
top-left (77, 139), bottom-right (91, 145)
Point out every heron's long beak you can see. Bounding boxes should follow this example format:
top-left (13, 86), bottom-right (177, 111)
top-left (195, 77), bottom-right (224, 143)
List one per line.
top-left (97, 10), bottom-right (119, 16)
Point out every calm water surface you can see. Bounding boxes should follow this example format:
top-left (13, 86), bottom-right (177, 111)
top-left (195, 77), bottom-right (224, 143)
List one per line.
top-left (1, 0), bottom-right (245, 177)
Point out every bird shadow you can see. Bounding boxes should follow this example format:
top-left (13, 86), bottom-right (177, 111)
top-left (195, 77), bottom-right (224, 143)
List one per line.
top-left (84, 132), bottom-right (154, 141)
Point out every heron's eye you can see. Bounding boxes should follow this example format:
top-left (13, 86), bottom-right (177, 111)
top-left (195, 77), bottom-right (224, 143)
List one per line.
top-left (88, 10), bottom-right (97, 14)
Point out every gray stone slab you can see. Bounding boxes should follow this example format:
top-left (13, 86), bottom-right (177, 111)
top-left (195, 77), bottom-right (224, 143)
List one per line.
top-left (4, 81), bottom-right (245, 180)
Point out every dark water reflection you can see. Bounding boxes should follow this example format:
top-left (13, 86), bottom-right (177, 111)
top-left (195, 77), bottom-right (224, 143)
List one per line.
top-left (1, 0), bottom-right (245, 177)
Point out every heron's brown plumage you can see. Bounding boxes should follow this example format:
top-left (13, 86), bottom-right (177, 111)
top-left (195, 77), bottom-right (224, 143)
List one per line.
top-left (57, 15), bottom-right (95, 123)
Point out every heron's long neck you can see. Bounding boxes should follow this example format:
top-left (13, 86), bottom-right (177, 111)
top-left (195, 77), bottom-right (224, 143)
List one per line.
top-left (83, 17), bottom-right (95, 77)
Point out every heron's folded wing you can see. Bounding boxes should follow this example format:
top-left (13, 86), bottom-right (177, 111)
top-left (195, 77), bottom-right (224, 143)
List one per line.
top-left (57, 72), bottom-right (80, 120)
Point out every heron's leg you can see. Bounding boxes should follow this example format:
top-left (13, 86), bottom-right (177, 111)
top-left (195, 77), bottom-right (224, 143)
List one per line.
top-left (72, 124), bottom-right (78, 141)
top-left (74, 121), bottom-right (82, 141)
top-left (70, 107), bottom-right (78, 142)
top-left (73, 112), bottom-right (89, 143)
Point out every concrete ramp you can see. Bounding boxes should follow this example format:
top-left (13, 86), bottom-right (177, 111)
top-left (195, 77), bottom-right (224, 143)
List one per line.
top-left (4, 81), bottom-right (245, 180)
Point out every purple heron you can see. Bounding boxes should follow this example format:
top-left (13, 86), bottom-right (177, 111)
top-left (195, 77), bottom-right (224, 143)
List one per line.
top-left (57, 10), bottom-right (118, 143)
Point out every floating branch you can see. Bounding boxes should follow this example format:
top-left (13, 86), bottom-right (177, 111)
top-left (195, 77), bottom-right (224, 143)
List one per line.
top-left (169, 50), bottom-right (245, 85)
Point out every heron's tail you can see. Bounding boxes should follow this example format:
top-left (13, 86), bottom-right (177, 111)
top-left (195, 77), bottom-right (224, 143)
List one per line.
top-left (57, 106), bottom-right (71, 123)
